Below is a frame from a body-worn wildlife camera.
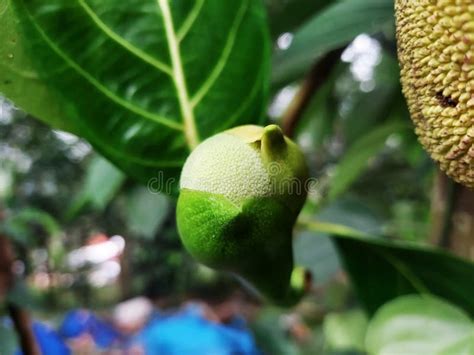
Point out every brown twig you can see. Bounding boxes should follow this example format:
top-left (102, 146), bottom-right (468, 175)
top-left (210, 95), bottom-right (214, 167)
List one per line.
top-left (281, 48), bottom-right (345, 138)
top-left (7, 304), bottom-right (40, 355)
top-left (430, 172), bottom-right (474, 260)
top-left (0, 235), bottom-right (40, 355)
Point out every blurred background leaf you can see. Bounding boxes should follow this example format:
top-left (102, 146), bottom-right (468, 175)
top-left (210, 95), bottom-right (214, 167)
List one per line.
top-left (323, 309), bottom-right (368, 353)
top-left (123, 187), bottom-right (169, 239)
top-left (366, 295), bottom-right (474, 354)
top-left (272, 0), bottom-right (395, 88)
top-left (67, 155), bottom-right (126, 218)
top-left (327, 121), bottom-right (409, 202)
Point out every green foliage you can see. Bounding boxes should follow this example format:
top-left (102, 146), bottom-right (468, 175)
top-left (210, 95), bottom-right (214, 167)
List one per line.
top-left (2, 208), bottom-right (60, 246)
top-left (123, 186), bottom-right (170, 239)
top-left (272, 0), bottom-right (395, 88)
top-left (334, 236), bottom-right (474, 316)
top-left (366, 295), bottom-right (474, 354)
top-left (1, 2), bottom-right (474, 353)
top-left (1, 0), bottom-right (271, 191)
top-left (67, 155), bottom-right (126, 217)
top-left (0, 1), bottom-right (79, 133)
top-left (327, 122), bottom-right (409, 202)
top-left (323, 309), bottom-right (368, 352)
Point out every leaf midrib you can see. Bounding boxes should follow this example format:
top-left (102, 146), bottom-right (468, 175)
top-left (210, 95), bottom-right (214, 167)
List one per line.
top-left (157, 0), bottom-right (199, 150)
top-left (21, 1), bottom-right (184, 132)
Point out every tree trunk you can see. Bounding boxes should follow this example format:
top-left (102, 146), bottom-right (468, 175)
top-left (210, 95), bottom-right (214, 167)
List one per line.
top-left (0, 235), bottom-right (40, 355)
top-left (430, 172), bottom-right (474, 260)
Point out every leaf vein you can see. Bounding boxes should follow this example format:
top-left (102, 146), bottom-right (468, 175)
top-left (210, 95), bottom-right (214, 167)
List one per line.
top-left (157, 0), bottom-right (199, 149)
top-left (77, 0), bottom-right (173, 76)
top-left (177, 0), bottom-right (205, 42)
top-left (23, 4), bottom-right (183, 131)
top-left (191, 0), bottom-right (249, 108)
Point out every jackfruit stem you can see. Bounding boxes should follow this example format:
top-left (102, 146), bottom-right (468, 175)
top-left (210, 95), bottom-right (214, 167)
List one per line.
top-left (289, 266), bottom-right (311, 298)
top-left (262, 125), bottom-right (286, 160)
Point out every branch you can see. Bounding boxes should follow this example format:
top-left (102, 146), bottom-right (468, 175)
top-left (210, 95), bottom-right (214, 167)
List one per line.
top-left (7, 304), bottom-right (40, 355)
top-left (0, 235), bottom-right (40, 355)
top-left (430, 171), bottom-right (474, 260)
top-left (281, 48), bottom-right (344, 138)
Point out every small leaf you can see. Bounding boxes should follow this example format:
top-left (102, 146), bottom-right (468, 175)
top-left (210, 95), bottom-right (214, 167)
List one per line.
top-left (68, 155), bottom-right (126, 217)
top-left (366, 295), bottom-right (474, 355)
top-left (272, 0), bottom-right (394, 88)
top-left (124, 186), bottom-right (170, 239)
top-left (323, 309), bottom-right (369, 352)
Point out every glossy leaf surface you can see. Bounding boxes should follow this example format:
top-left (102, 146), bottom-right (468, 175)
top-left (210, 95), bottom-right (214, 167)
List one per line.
top-left (366, 295), bottom-right (474, 355)
top-left (0, 0), bottom-right (270, 190)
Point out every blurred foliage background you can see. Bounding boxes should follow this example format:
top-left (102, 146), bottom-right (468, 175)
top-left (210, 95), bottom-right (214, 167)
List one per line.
top-left (2, 0), bottom-right (473, 354)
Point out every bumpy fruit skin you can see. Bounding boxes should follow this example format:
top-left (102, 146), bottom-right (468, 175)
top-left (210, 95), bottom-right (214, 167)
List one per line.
top-left (395, 1), bottom-right (474, 187)
top-left (177, 125), bottom-right (309, 305)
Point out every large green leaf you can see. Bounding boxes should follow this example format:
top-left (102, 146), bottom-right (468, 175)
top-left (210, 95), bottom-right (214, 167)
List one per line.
top-left (272, 0), bottom-right (394, 88)
top-left (301, 220), bottom-right (474, 316)
top-left (366, 295), bottom-right (474, 355)
top-left (335, 236), bottom-right (474, 317)
top-left (0, 1), bottom-right (79, 132)
top-left (1, 0), bottom-right (270, 190)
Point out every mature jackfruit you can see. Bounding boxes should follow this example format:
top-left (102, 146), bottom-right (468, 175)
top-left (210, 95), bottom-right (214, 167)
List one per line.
top-left (395, 1), bottom-right (474, 187)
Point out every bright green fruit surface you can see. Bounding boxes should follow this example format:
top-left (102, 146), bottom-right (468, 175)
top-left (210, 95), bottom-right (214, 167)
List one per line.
top-left (177, 125), bottom-right (309, 305)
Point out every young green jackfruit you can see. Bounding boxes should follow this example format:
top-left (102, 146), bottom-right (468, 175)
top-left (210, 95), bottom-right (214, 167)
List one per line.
top-left (395, 0), bottom-right (474, 187)
top-left (177, 125), bottom-right (309, 305)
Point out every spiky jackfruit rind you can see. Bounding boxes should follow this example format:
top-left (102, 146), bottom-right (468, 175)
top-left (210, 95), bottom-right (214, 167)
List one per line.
top-left (395, 1), bottom-right (474, 187)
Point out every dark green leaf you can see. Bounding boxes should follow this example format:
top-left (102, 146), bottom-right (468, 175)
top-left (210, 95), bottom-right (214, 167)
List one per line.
top-left (1, 0), bottom-right (270, 190)
top-left (366, 295), bottom-right (474, 354)
top-left (335, 236), bottom-right (474, 317)
top-left (0, 1), bottom-right (80, 133)
top-left (265, 0), bottom-right (332, 38)
top-left (272, 0), bottom-right (394, 88)
top-left (300, 217), bottom-right (474, 317)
